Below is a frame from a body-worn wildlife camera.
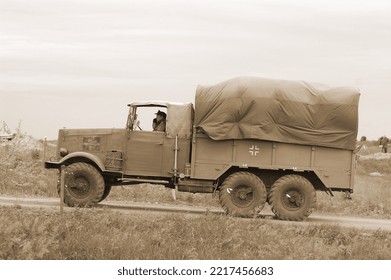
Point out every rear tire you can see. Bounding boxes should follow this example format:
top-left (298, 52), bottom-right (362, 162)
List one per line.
top-left (61, 163), bottom-right (105, 207)
top-left (269, 174), bottom-right (316, 221)
top-left (219, 172), bottom-right (267, 218)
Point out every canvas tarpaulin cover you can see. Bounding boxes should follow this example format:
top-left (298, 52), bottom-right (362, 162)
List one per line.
top-left (166, 102), bottom-right (194, 139)
top-left (194, 77), bottom-right (360, 150)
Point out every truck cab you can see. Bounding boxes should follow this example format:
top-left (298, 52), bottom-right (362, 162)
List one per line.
top-left (45, 102), bottom-right (194, 206)
top-left (124, 102), bottom-right (193, 180)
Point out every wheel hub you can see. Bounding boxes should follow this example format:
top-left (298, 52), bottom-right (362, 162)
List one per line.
top-left (73, 178), bottom-right (89, 191)
top-left (68, 176), bottom-right (91, 197)
top-left (239, 191), bottom-right (248, 200)
top-left (283, 190), bottom-right (303, 209)
top-left (232, 186), bottom-right (253, 206)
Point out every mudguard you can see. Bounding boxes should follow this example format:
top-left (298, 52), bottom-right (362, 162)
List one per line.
top-left (44, 152), bottom-right (106, 171)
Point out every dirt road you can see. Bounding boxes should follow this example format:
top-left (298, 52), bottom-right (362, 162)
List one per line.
top-left (1, 195), bottom-right (390, 231)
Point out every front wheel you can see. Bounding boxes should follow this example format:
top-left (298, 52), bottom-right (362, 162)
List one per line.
top-left (99, 185), bottom-right (112, 202)
top-left (61, 163), bottom-right (105, 207)
top-left (269, 175), bottom-right (316, 221)
top-left (219, 172), bottom-right (267, 218)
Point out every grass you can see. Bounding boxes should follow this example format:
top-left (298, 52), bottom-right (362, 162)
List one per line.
top-left (1, 206), bottom-right (390, 260)
top-left (315, 174), bottom-right (391, 218)
top-left (0, 134), bottom-right (58, 197)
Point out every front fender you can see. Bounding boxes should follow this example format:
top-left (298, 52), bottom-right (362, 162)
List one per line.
top-left (44, 152), bottom-right (106, 171)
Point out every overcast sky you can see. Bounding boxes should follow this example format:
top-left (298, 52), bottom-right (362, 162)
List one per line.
top-left (1, 0), bottom-right (391, 140)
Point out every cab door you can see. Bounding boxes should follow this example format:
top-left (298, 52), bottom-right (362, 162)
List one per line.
top-left (125, 130), bottom-right (165, 176)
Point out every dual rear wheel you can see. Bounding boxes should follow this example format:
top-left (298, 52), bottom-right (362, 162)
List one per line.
top-left (269, 175), bottom-right (317, 221)
top-left (219, 172), bottom-right (316, 220)
top-left (219, 172), bottom-right (267, 218)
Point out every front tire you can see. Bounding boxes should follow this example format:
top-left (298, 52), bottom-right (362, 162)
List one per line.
top-left (219, 172), bottom-right (267, 218)
top-left (62, 163), bottom-right (105, 207)
top-left (269, 174), bottom-right (316, 221)
top-left (99, 185), bottom-right (112, 202)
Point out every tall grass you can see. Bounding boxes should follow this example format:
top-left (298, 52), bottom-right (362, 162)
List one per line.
top-left (316, 174), bottom-right (391, 218)
top-left (0, 134), bottom-right (58, 197)
top-left (1, 206), bottom-right (390, 260)
top-left (315, 150), bottom-right (391, 218)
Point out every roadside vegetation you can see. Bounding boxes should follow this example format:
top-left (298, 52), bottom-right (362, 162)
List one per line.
top-left (1, 206), bottom-right (390, 260)
top-left (0, 133), bottom-right (57, 197)
top-left (1, 134), bottom-right (390, 259)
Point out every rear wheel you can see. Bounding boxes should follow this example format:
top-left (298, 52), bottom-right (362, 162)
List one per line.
top-left (219, 172), bottom-right (267, 217)
top-left (269, 174), bottom-right (316, 221)
top-left (61, 163), bottom-right (105, 207)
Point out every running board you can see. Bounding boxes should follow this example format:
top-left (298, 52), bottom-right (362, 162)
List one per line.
top-left (119, 178), bottom-right (170, 185)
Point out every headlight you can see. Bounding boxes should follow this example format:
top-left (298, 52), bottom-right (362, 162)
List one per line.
top-left (59, 148), bottom-right (68, 157)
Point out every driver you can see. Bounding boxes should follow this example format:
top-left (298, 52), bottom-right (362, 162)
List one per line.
top-left (154, 110), bottom-right (166, 132)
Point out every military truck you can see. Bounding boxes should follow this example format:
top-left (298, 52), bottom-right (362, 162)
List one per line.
top-left (45, 77), bottom-right (360, 221)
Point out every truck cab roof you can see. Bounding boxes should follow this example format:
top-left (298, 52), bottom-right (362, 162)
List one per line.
top-left (128, 101), bottom-right (193, 108)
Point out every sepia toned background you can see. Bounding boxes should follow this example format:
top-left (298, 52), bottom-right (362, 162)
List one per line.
top-left (1, 0), bottom-right (391, 140)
